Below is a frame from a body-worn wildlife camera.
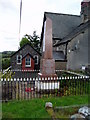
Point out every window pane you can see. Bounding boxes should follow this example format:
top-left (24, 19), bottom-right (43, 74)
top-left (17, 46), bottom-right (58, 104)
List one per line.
top-left (25, 57), bottom-right (31, 66)
top-left (34, 56), bottom-right (38, 64)
top-left (18, 60), bottom-right (21, 63)
top-left (18, 56), bottom-right (21, 59)
top-left (17, 55), bottom-right (22, 64)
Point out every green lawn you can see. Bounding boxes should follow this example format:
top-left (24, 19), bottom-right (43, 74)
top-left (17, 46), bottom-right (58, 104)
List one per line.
top-left (2, 95), bottom-right (89, 119)
top-left (47, 106), bottom-right (84, 119)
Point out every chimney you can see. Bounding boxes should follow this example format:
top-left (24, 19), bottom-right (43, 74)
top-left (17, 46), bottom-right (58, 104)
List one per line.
top-left (81, 0), bottom-right (90, 23)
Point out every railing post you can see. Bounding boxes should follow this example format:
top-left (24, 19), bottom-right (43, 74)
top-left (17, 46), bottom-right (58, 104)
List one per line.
top-left (1, 74), bottom-right (89, 101)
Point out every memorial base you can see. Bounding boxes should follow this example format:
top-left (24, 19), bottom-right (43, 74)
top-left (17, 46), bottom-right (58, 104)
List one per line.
top-left (35, 73), bottom-right (60, 91)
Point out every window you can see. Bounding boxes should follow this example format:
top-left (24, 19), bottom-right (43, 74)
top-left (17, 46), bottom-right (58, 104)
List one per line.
top-left (25, 57), bottom-right (31, 67)
top-left (68, 50), bottom-right (71, 53)
top-left (57, 47), bottom-right (59, 51)
top-left (17, 55), bottom-right (22, 64)
top-left (82, 65), bottom-right (85, 70)
top-left (75, 44), bottom-right (78, 50)
top-left (34, 55), bottom-right (38, 64)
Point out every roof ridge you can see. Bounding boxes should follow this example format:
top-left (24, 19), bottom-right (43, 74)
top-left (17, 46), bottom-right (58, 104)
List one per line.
top-left (54, 20), bottom-right (90, 46)
top-left (22, 52), bottom-right (34, 59)
top-left (11, 43), bottom-right (41, 57)
top-left (45, 12), bottom-right (80, 17)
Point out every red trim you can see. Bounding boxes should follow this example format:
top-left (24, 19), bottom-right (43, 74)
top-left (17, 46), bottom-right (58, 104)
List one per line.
top-left (22, 54), bottom-right (34, 70)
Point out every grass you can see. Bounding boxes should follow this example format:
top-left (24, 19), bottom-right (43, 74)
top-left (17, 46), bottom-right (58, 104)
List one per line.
top-left (2, 95), bottom-right (89, 119)
top-left (56, 71), bottom-right (77, 77)
top-left (47, 106), bottom-right (81, 119)
top-left (56, 70), bottom-right (87, 77)
top-left (70, 70), bottom-right (86, 75)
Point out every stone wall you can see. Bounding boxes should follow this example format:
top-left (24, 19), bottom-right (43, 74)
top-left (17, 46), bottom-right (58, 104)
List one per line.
top-left (67, 29), bottom-right (88, 70)
top-left (11, 44), bottom-right (40, 70)
top-left (55, 61), bottom-right (66, 70)
top-left (53, 44), bottom-right (66, 53)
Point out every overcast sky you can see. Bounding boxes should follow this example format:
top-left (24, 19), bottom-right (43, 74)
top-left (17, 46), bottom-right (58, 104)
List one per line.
top-left (0, 0), bottom-right (82, 52)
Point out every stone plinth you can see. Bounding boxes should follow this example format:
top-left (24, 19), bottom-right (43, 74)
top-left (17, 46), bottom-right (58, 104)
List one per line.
top-left (35, 77), bottom-right (59, 91)
top-left (37, 72), bottom-right (58, 91)
top-left (40, 59), bottom-right (56, 76)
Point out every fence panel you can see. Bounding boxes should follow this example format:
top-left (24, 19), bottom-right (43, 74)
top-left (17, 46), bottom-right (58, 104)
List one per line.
top-left (1, 76), bottom-right (90, 101)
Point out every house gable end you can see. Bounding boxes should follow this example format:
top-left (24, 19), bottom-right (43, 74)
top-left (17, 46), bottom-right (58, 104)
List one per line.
top-left (11, 43), bottom-right (41, 58)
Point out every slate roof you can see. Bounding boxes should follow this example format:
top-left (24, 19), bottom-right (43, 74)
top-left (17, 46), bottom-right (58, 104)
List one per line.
top-left (41, 12), bottom-right (81, 45)
top-left (11, 43), bottom-right (41, 57)
top-left (22, 53), bottom-right (34, 59)
top-left (54, 20), bottom-right (90, 46)
top-left (53, 51), bottom-right (65, 61)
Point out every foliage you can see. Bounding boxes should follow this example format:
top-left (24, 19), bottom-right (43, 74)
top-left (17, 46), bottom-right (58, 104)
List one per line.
top-left (0, 51), bottom-right (15, 70)
top-left (0, 72), bottom-right (2, 79)
top-left (59, 77), bottom-right (90, 97)
top-left (1, 71), bottom-right (14, 79)
top-left (1, 51), bottom-right (15, 58)
top-left (20, 31), bottom-right (40, 51)
top-left (19, 37), bottom-right (30, 48)
top-left (2, 58), bottom-right (10, 70)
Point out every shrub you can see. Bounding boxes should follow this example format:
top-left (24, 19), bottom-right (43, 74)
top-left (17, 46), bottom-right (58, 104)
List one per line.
top-left (2, 58), bottom-right (10, 70)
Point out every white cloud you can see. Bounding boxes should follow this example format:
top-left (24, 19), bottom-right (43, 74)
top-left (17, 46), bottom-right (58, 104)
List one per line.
top-left (0, 0), bottom-right (82, 52)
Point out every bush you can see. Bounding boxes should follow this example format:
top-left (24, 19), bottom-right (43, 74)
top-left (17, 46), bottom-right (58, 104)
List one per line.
top-left (2, 58), bottom-right (10, 70)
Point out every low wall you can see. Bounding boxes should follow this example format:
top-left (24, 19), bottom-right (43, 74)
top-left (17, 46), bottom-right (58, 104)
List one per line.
top-left (55, 61), bottom-right (67, 70)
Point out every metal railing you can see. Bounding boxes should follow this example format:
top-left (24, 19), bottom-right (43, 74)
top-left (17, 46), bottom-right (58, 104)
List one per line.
top-left (1, 76), bottom-right (90, 101)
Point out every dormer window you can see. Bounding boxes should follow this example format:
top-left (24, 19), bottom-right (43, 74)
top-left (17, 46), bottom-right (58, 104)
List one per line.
top-left (34, 55), bottom-right (38, 65)
top-left (17, 55), bottom-right (22, 64)
top-left (25, 57), bottom-right (31, 67)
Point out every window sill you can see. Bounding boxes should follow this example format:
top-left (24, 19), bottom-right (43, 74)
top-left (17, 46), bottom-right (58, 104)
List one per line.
top-left (25, 65), bottom-right (31, 67)
top-left (17, 63), bottom-right (21, 65)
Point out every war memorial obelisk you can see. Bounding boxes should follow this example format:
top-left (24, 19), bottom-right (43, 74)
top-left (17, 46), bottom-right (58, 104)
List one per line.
top-left (36, 17), bottom-right (59, 90)
top-left (39, 17), bottom-right (57, 78)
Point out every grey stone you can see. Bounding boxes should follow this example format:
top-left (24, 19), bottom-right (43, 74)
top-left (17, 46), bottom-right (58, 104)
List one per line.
top-left (45, 102), bottom-right (53, 108)
top-left (11, 43), bottom-right (40, 70)
top-left (71, 113), bottom-right (85, 120)
top-left (78, 106), bottom-right (90, 116)
top-left (85, 115), bottom-right (90, 120)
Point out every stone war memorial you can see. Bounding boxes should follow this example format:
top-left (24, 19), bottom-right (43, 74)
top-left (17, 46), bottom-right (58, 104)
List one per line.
top-left (35, 17), bottom-right (59, 90)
